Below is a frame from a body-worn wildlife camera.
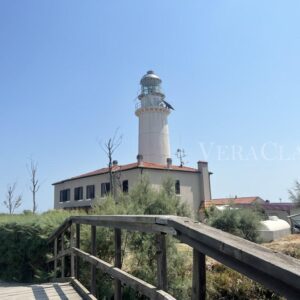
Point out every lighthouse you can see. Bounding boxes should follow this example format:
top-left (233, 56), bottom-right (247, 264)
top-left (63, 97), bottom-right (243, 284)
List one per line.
top-left (54, 70), bottom-right (212, 213)
top-left (135, 70), bottom-right (173, 165)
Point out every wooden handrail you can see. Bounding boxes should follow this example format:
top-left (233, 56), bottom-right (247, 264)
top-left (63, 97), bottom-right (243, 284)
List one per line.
top-left (48, 215), bottom-right (300, 300)
top-left (72, 247), bottom-right (175, 300)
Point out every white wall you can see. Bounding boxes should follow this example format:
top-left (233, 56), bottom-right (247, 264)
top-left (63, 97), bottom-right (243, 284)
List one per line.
top-left (136, 106), bottom-right (171, 165)
top-left (142, 169), bottom-right (201, 213)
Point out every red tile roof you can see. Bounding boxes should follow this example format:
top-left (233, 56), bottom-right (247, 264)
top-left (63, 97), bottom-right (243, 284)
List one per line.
top-left (53, 161), bottom-right (198, 185)
top-left (206, 197), bottom-right (264, 207)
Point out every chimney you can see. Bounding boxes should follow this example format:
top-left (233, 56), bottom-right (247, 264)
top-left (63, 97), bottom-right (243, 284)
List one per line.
top-left (198, 161), bottom-right (212, 209)
top-left (137, 154), bottom-right (143, 166)
top-left (166, 158), bottom-right (172, 169)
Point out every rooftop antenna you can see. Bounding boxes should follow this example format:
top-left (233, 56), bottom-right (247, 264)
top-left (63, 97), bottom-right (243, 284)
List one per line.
top-left (176, 148), bottom-right (186, 167)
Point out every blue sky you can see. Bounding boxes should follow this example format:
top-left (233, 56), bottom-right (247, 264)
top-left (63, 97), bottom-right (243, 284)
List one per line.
top-left (1, 1), bottom-right (300, 212)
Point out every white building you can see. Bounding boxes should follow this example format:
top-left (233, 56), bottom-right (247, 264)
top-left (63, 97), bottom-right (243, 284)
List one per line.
top-left (53, 71), bottom-right (212, 213)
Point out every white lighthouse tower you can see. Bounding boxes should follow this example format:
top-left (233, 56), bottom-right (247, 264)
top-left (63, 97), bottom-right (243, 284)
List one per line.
top-left (135, 70), bottom-right (172, 165)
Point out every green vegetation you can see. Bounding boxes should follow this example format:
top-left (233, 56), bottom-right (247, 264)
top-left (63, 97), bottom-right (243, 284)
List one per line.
top-left (205, 205), bottom-right (263, 242)
top-left (0, 209), bottom-right (78, 282)
top-left (0, 176), bottom-right (290, 299)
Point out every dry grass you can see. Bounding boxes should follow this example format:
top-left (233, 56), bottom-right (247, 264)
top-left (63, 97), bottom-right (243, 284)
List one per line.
top-left (263, 234), bottom-right (300, 259)
top-left (175, 235), bottom-right (300, 299)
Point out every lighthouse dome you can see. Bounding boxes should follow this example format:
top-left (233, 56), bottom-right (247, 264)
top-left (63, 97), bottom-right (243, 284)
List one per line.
top-left (139, 70), bottom-right (164, 98)
top-left (140, 70), bottom-right (162, 86)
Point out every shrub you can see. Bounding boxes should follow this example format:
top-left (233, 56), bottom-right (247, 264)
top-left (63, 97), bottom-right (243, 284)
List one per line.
top-left (206, 207), bottom-right (262, 242)
top-left (0, 210), bottom-right (84, 283)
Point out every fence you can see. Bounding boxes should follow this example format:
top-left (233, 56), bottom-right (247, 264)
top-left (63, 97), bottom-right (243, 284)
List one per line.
top-left (48, 215), bottom-right (300, 299)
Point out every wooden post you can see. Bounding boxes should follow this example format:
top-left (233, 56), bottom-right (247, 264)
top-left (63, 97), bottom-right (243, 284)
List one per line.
top-left (61, 233), bottom-right (65, 278)
top-left (91, 225), bottom-right (97, 296)
top-left (156, 233), bottom-right (167, 291)
top-left (192, 249), bottom-right (206, 300)
top-left (54, 238), bottom-right (58, 278)
top-left (75, 223), bottom-right (80, 279)
top-left (70, 225), bottom-right (75, 278)
top-left (114, 228), bottom-right (122, 300)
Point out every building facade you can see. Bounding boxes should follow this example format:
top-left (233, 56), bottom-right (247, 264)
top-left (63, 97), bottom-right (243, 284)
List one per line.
top-left (53, 71), bottom-right (212, 213)
top-left (53, 159), bottom-right (211, 212)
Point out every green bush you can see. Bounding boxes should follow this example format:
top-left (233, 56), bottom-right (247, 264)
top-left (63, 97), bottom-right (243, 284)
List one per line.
top-left (0, 210), bottom-right (83, 283)
top-left (0, 222), bottom-right (47, 282)
top-left (206, 206), bottom-right (262, 242)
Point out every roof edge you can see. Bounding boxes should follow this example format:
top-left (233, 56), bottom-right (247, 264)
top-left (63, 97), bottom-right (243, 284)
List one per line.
top-left (52, 162), bottom-right (199, 185)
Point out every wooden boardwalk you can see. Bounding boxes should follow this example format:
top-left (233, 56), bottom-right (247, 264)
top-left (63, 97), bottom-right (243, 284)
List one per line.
top-left (0, 281), bottom-right (84, 300)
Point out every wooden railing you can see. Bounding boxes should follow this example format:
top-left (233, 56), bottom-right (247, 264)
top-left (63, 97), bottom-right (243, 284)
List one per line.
top-left (48, 215), bottom-right (300, 300)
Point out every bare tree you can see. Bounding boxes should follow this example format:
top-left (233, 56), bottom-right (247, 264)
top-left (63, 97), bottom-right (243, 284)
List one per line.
top-left (28, 159), bottom-right (40, 213)
top-left (101, 129), bottom-right (122, 200)
top-left (3, 182), bottom-right (22, 214)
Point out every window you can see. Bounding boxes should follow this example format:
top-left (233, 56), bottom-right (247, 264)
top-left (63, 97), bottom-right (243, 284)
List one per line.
top-left (59, 189), bottom-right (70, 202)
top-left (86, 185), bottom-right (95, 199)
top-left (101, 182), bottom-right (110, 197)
top-left (175, 180), bottom-right (180, 195)
top-left (122, 180), bottom-right (129, 193)
top-left (74, 187), bottom-right (83, 201)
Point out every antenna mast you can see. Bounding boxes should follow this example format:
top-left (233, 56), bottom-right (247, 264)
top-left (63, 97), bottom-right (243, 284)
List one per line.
top-left (176, 148), bottom-right (186, 167)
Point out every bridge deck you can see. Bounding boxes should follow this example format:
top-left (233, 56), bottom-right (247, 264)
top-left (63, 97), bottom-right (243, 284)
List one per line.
top-left (0, 281), bottom-right (84, 300)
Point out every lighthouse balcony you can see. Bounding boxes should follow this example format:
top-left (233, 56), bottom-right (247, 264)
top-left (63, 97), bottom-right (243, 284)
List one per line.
top-left (135, 100), bottom-right (169, 111)
top-left (135, 104), bottom-right (171, 117)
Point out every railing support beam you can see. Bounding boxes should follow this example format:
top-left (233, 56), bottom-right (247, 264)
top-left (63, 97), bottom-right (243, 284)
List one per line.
top-left (156, 233), bottom-right (167, 291)
top-left (75, 223), bottom-right (80, 279)
top-left (54, 238), bottom-right (58, 278)
top-left (70, 225), bottom-right (75, 277)
top-left (61, 233), bottom-right (65, 278)
top-left (192, 249), bottom-right (206, 300)
top-left (114, 228), bottom-right (122, 300)
top-left (91, 225), bottom-right (97, 296)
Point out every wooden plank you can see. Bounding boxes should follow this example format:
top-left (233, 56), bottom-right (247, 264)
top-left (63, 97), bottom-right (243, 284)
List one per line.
top-left (156, 233), bottom-right (167, 291)
top-left (72, 215), bottom-right (170, 225)
top-left (48, 218), bottom-right (72, 243)
top-left (48, 248), bottom-right (71, 263)
top-left (54, 238), bottom-right (58, 278)
top-left (48, 215), bottom-right (177, 244)
top-left (71, 278), bottom-right (97, 300)
top-left (114, 228), bottom-right (122, 300)
top-left (70, 225), bottom-right (75, 277)
top-left (76, 223), bottom-right (81, 279)
top-left (192, 249), bottom-right (206, 300)
top-left (72, 218), bottom-right (176, 235)
top-left (91, 225), bottom-right (96, 296)
top-left (61, 233), bottom-right (65, 278)
top-left (72, 247), bottom-right (175, 300)
top-left (0, 282), bottom-right (84, 300)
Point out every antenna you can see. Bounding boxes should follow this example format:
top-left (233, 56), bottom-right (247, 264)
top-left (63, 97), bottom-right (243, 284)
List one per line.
top-left (176, 148), bottom-right (186, 167)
